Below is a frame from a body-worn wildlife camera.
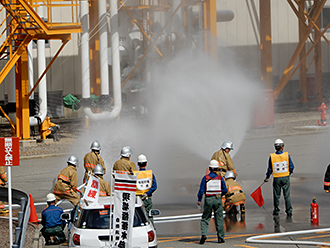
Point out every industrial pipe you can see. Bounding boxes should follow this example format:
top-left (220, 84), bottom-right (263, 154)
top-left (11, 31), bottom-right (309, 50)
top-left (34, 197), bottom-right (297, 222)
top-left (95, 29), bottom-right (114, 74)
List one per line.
top-left (35, 6), bottom-right (48, 126)
top-left (99, 0), bottom-right (109, 96)
top-left (83, 0), bottom-right (122, 120)
top-left (80, 0), bottom-right (90, 100)
top-left (216, 10), bottom-right (234, 22)
top-left (28, 41), bottom-right (34, 99)
top-left (192, 9), bottom-right (234, 23)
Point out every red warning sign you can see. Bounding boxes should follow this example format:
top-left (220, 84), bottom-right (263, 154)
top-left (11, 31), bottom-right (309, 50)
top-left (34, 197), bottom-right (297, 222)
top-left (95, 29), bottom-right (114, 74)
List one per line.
top-left (0, 137), bottom-right (20, 166)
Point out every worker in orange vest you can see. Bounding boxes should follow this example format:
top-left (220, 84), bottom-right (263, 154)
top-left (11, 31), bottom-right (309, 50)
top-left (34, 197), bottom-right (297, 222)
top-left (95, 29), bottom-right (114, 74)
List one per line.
top-left (134, 154), bottom-right (157, 224)
top-left (264, 139), bottom-right (294, 218)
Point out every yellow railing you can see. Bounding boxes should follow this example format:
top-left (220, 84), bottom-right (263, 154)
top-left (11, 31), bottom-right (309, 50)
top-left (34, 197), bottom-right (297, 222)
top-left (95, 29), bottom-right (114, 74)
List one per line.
top-left (27, 0), bottom-right (80, 28)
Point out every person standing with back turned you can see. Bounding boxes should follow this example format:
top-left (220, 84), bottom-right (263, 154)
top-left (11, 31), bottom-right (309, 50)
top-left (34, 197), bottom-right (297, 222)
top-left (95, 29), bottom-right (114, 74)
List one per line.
top-left (83, 140), bottom-right (106, 183)
top-left (197, 160), bottom-right (227, 244)
top-left (264, 138), bottom-right (294, 218)
top-left (113, 146), bottom-right (137, 173)
top-left (134, 154), bottom-right (157, 224)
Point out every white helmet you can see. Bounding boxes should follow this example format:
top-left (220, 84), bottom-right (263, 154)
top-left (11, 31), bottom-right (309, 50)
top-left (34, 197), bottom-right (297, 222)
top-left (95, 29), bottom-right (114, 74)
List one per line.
top-left (209, 159), bottom-right (219, 169)
top-left (67, 155), bottom-right (79, 166)
top-left (90, 140), bottom-right (101, 152)
top-left (274, 139), bottom-right (284, 146)
top-left (137, 154), bottom-right (147, 163)
top-left (121, 146), bottom-right (132, 157)
top-left (224, 171), bottom-right (235, 180)
top-left (93, 164), bottom-right (104, 175)
top-left (274, 139), bottom-right (284, 150)
top-left (46, 193), bottom-right (56, 202)
top-left (221, 141), bottom-right (233, 150)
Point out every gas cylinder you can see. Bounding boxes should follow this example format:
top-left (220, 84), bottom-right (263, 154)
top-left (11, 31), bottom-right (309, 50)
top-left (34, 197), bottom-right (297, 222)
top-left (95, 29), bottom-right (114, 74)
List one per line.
top-left (310, 197), bottom-right (319, 225)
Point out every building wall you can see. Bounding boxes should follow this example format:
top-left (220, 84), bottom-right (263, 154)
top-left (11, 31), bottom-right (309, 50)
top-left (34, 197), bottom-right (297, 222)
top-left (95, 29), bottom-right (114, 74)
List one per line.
top-left (217, 0), bottom-right (330, 100)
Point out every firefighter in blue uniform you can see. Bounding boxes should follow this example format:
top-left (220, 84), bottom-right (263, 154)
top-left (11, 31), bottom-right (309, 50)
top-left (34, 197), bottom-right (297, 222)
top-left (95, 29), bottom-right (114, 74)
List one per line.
top-left (197, 160), bottom-right (227, 244)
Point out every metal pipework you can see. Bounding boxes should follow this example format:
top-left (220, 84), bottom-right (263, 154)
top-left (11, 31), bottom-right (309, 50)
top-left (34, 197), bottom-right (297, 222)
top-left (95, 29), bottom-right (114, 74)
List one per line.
top-left (83, 0), bottom-right (122, 120)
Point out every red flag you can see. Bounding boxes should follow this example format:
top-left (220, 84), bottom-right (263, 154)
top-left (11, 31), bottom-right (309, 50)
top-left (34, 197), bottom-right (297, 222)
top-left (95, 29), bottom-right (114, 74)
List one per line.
top-left (250, 186), bottom-right (264, 207)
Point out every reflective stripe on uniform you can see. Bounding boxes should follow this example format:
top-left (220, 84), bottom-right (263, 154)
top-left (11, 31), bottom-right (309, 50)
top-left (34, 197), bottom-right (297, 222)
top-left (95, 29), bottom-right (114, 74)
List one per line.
top-left (324, 181), bottom-right (330, 186)
top-left (99, 191), bottom-right (107, 196)
top-left (58, 175), bottom-right (69, 181)
top-left (53, 189), bottom-right (72, 195)
top-left (84, 163), bottom-right (96, 169)
top-left (228, 185), bottom-right (242, 191)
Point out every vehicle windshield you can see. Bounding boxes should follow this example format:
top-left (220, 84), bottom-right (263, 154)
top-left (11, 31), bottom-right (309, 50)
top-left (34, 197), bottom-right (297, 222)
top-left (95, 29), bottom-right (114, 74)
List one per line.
top-left (77, 207), bottom-right (148, 229)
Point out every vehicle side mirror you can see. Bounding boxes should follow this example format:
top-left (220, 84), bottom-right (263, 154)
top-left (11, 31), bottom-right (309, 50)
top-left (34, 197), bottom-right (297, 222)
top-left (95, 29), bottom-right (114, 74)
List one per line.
top-left (61, 212), bottom-right (71, 221)
top-left (149, 209), bottom-right (160, 217)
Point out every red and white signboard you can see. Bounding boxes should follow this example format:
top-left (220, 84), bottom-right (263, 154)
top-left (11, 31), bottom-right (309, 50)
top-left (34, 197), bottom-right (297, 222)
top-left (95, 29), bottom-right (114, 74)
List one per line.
top-left (0, 137), bottom-right (19, 247)
top-left (112, 172), bottom-right (137, 248)
top-left (0, 137), bottom-right (19, 166)
top-left (82, 175), bottom-right (100, 204)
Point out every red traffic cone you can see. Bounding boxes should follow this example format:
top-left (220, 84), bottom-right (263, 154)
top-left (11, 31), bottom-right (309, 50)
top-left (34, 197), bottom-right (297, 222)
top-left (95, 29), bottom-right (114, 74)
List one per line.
top-left (29, 194), bottom-right (39, 225)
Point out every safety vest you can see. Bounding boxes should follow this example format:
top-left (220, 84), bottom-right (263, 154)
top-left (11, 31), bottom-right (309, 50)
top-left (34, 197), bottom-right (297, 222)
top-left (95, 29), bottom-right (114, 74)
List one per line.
top-left (271, 152), bottom-right (290, 178)
top-left (133, 170), bottom-right (153, 195)
top-left (205, 174), bottom-right (222, 196)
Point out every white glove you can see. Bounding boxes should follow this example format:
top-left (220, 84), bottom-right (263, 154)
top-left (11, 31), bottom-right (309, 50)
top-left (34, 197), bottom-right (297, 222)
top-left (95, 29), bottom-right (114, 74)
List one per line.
top-left (264, 177), bottom-right (269, 182)
top-left (141, 193), bottom-right (148, 200)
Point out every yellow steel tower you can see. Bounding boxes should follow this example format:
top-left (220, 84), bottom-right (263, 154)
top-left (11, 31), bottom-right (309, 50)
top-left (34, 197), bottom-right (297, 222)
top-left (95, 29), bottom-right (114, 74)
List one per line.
top-left (0, 0), bottom-right (81, 139)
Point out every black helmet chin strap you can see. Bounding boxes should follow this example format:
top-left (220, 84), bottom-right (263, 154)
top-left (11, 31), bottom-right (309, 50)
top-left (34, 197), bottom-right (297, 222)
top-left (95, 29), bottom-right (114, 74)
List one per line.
top-left (93, 151), bottom-right (100, 161)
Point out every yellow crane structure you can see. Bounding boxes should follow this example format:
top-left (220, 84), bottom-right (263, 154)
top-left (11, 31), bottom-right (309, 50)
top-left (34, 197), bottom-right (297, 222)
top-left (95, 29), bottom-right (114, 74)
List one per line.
top-left (8, 0), bottom-right (327, 137)
top-left (0, 0), bottom-right (81, 139)
top-left (0, 0), bottom-right (217, 139)
top-left (260, 0), bottom-right (330, 102)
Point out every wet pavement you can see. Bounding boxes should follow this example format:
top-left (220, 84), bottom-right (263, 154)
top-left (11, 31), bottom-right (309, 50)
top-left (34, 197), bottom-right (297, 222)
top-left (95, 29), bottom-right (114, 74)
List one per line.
top-left (7, 111), bottom-right (330, 247)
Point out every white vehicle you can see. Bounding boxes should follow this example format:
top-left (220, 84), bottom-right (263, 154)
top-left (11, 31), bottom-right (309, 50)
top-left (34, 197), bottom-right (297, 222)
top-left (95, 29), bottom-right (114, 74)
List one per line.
top-left (62, 196), bottom-right (159, 248)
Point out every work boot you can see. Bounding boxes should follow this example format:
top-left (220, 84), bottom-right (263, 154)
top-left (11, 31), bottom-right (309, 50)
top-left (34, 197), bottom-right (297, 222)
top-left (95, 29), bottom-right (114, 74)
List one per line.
top-left (45, 239), bottom-right (53, 246)
top-left (199, 235), bottom-right (207, 244)
top-left (218, 237), bottom-right (225, 243)
top-left (286, 213), bottom-right (292, 222)
top-left (53, 236), bottom-right (59, 245)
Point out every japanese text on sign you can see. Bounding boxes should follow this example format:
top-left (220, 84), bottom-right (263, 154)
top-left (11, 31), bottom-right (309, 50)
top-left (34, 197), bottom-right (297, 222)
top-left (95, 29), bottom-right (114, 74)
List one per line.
top-left (82, 176), bottom-right (100, 203)
top-left (113, 172), bottom-right (137, 248)
top-left (0, 137), bottom-right (19, 166)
